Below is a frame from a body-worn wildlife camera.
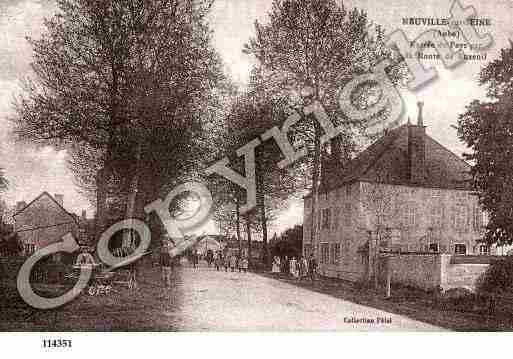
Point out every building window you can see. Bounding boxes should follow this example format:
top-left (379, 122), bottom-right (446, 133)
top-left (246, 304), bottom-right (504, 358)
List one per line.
top-left (429, 243), bottom-right (439, 252)
top-left (333, 208), bottom-right (339, 230)
top-left (454, 244), bottom-right (467, 255)
top-left (330, 243), bottom-right (340, 265)
top-left (322, 208), bottom-right (331, 230)
top-left (452, 205), bottom-right (467, 231)
top-left (478, 244), bottom-right (489, 256)
top-left (320, 243), bottom-right (329, 264)
top-left (343, 203), bottom-right (351, 226)
top-left (345, 185), bottom-right (351, 197)
top-left (473, 206), bottom-right (483, 231)
top-left (304, 244), bottom-right (312, 257)
top-left (402, 202), bottom-right (416, 227)
top-left (431, 204), bottom-right (443, 228)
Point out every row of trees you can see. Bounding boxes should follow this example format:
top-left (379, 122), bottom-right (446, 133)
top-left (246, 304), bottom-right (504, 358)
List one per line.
top-left (209, 0), bottom-right (405, 268)
top-left (270, 224), bottom-right (303, 259)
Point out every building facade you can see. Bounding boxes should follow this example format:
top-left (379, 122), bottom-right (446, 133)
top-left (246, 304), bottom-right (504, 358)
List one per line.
top-left (303, 103), bottom-right (489, 282)
top-left (13, 192), bottom-right (79, 257)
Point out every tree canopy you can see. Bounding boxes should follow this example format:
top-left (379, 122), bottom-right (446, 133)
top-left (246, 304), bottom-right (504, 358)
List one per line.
top-left (458, 41), bottom-right (513, 245)
top-left (13, 0), bottom-right (229, 233)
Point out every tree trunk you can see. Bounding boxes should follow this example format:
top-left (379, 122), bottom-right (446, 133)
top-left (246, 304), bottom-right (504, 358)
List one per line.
top-left (309, 121), bottom-right (321, 256)
top-left (245, 215), bottom-right (252, 269)
top-left (256, 164), bottom-right (270, 270)
top-left (260, 202), bottom-right (269, 270)
top-left (236, 195), bottom-right (242, 257)
top-left (95, 164), bottom-right (108, 240)
top-left (123, 142), bottom-right (142, 250)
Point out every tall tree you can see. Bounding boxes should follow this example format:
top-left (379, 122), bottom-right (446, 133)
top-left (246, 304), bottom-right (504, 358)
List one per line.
top-left (458, 42), bottom-right (513, 246)
top-left (209, 91), bottom-right (298, 269)
top-left (13, 0), bottom-right (227, 241)
top-left (244, 0), bottom-right (404, 258)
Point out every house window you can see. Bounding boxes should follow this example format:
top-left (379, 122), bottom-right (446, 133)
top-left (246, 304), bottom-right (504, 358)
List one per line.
top-left (333, 208), bottom-right (339, 230)
top-left (478, 244), bottom-right (489, 256)
top-left (452, 205), bottom-right (467, 231)
top-left (320, 243), bottom-right (329, 264)
top-left (330, 243), bottom-right (340, 265)
top-left (431, 204), bottom-right (443, 228)
top-left (322, 208), bottom-right (331, 230)
top-left (473, 206), bottom-right (483, 231)
top-left (454, 244), bottom-right (467, 255)
top-left (429, 243), bottom-right (439, 252)
top-left (304, 244), bottom-right (312, 257)
top-left (343, 203), bottom-right (351, 226)
top-left (402, 202), bottom-right (416, 227)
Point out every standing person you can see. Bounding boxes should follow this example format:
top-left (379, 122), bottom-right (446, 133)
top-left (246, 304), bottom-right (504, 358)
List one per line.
top-left (192, 250), bottom-right (198, 269)
top-left (215, 252), bottom-right (223, 271)
top-left (281, 255), bottom-right (288, 275)
top-left (229, 253), bottom-right (237, 272)
top-left (223, 252), bottom-right (230, 272)
top-left (297, 255), bottom-right (304, 281)
top-left (271, 256), bottom-right (281, 273)
top-left (299, 256), bottom-right (309, 281)
top-left (160, 242), bottom-right (172, 287)
top-left (240, 255), bottom-right (249, 273)
top-left (290, 257), bottom-right (298, 279)
top-left (308, 253), bottom-right (318, 282)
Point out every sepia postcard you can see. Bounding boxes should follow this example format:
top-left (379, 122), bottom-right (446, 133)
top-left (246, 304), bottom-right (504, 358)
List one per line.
top-left (1, 1), bottom-right (513, 348)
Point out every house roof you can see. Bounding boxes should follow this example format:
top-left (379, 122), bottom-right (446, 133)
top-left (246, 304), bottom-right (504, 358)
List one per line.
top-left (319, 124), bottom-right (472, 193)
top-left (13, 191), bottom-right (78, 223)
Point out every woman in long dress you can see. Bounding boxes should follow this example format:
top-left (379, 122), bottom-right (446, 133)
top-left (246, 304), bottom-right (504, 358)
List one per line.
top-left (289, 257), bottom-right (299, 278)
top-left (271, 256), bottom-right (281, 273)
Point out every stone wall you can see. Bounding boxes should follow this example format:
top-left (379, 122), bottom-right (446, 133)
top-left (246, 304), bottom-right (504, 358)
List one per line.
top-left (379, 254), bottom-right (441, 291)
top-left (439, 255), bottom-right (491, 291)
top-left (377, 254), bottom-right (497, 292)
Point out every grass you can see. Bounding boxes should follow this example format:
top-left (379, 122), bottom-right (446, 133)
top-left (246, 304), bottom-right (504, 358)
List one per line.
top-left (0, 265), bottom-right (183, 331)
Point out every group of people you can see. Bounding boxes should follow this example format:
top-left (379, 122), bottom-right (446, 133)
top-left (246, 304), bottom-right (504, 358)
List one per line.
top-left (271, 254), bottom-right (317, 281)
top-left (213, 251), bottom-right (249, 273)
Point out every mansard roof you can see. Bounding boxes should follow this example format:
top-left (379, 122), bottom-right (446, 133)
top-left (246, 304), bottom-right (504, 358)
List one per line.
top-left (320, 124), bottom-right (472, 193)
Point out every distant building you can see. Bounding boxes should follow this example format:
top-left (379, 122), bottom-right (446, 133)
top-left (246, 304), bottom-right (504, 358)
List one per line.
top-left (223, 236), bottom-right (263, 259)
top-left (13, 192), bottom-right (79, 259)
top-left (303, 102), bottom-right (491, 281)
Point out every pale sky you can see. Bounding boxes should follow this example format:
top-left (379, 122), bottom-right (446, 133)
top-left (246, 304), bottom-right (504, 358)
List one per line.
top-left (0, 0), bottom-right (512, 235)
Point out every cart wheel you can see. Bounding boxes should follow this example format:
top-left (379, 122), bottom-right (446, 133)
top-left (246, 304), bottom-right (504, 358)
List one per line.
top-left (88, 285), bottom-right (97, 296)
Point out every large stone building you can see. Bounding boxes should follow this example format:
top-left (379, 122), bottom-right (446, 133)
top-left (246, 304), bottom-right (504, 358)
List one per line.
top-left (13, 192), bottom-right (80, 258)
top-left (303, 103), bottom-right (489, 282)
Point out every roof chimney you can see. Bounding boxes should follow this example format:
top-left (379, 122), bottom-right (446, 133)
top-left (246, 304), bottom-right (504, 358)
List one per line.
top-left (408, 102), bottom-right (427, 184)
top-left (54, 194), bottom-right (64, 207)
top-left (417, 101), bottom-right (424, 126)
